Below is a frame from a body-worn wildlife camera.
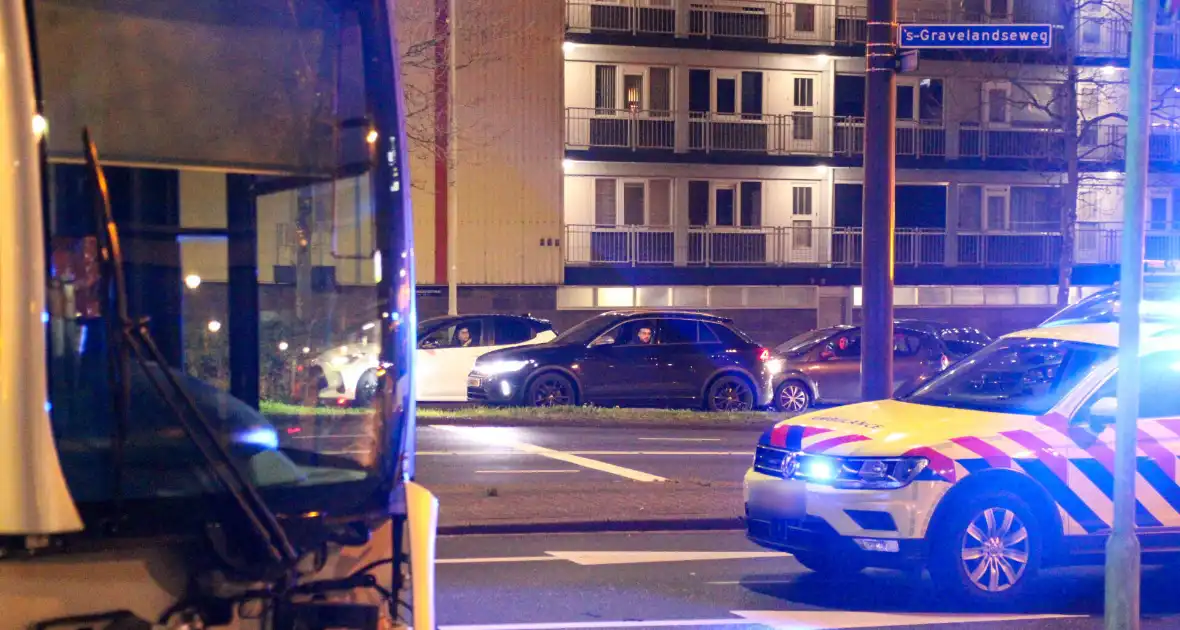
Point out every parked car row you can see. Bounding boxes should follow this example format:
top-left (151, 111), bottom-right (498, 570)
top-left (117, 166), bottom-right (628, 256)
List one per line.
top-left (297, 306), bottom-right (994, 413)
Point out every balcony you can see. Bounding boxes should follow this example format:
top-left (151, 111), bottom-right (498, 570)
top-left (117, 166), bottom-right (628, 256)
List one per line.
top-left (1077, 17), bottom-right (1180, 59)
top-left (566, 109), bottom-right (1180, 164)
top-left (564, 224), bottom-right (1180, 268)
top-left (564, 0), bottom-right (1057, 49)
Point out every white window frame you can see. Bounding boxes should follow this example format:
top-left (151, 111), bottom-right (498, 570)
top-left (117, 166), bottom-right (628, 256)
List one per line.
top-left (986, 0), bottom-right (1013, 23)
top-left (983, 81), bottom-right (1012, 128)
top-left (1149, 189), bottom-right (1174, 232)
top-left (594, 65), bottom-right (674, 116)
top-left (703, 69), bottom-right (767, 120)
top-left (702, 180), bottom-right (765, 229)
top-left (983, 185), bottom-right (1011, 232)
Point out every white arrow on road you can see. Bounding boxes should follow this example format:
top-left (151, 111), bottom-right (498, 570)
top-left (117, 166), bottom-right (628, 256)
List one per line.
top-left (437, 550), bottom-right (789, 566)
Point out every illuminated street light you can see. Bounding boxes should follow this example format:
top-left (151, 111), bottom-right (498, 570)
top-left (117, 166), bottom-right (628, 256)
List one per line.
top-left (32, 114), bottom-right (47, 140)
top-left (278, 341), bottom-right (289, 351)
top-left (185, 274), bottom-right (202, 289)
top-left (207, 320), bottom-right (222, 333)
top-left (302, 347), bottom-right (311, 354)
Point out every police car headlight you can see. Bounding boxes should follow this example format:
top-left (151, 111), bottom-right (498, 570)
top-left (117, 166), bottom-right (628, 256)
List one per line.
top-left (793, 455), bottom-right (928, 489)
top-left (474, 360), bottom-right (530, 376)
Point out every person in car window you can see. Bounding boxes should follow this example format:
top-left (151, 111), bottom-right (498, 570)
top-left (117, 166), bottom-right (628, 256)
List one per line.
top-left (636, 326), bottom-right (654, 344)
top-left (456, 327), bottom-right (473, 347)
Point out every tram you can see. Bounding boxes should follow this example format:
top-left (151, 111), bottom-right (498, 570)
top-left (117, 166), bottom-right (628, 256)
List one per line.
top-left (0, 0), bottom-right (435, 627)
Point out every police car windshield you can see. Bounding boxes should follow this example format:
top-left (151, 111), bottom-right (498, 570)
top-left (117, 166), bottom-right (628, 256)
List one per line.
top-left (904, 337), bottom-right (1115, 415)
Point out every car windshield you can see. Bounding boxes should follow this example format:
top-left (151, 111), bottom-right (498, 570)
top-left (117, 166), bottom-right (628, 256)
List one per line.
top-left (903, 337), bottom-right (1115, 415)
top-left (36, 0), bottom-right (397, 507)
top-left (938, 327), bottom-right (993, 358)
top-left (552, 313), bottom-right (616, 345)
top-left (1041, 285), bottom-right (1180, 327)
top-left (776, 328), bottom-right (839, 355)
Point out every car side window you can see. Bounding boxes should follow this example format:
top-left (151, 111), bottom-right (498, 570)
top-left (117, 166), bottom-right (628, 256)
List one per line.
top-left (1081, 351), bottom-right (1180, 421)
top-left (495, 318), bottom-right (535, 345)
top-left (659, 319), bottom-right (700, 344)
top-left (823, 331), bottom-right (862, 359)
top-left (419, 324), bottom-right (456, 349)
top-left (706, 323), bottom-right (743, 345)
top-left (450, 319), bottom-right (486, 348)
top-left (598, 319), bottom-right (658, 346)
top-left (893, 331), bottom-right (925, 358)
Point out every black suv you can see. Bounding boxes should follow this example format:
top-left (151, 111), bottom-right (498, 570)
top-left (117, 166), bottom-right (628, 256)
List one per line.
top-left (466, 310), bottom-right (776, 411)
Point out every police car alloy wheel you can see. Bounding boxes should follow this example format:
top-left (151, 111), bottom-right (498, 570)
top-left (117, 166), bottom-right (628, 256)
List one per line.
top-left (929, 491), bottom-right (1041, 604)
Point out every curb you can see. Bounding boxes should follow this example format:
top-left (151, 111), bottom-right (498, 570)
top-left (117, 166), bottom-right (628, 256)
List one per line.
top-left (417, 417), bottom-right (773, 432)
top-left (438, 517), bottom-right (743, 536)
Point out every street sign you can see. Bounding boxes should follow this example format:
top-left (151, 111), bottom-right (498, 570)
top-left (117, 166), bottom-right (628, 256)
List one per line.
top-left (898, 24), bottom-right (1053, 49)
top-left (895, 49), bottom-right (920, 73)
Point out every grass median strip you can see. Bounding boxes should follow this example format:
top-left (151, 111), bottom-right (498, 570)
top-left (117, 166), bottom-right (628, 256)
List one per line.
top-left (261, 400), bottom-right (788, 429)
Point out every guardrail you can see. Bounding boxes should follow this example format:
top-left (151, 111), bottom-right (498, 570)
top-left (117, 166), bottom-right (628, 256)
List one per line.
top-left (563, 224), bottom-right (1180, 268)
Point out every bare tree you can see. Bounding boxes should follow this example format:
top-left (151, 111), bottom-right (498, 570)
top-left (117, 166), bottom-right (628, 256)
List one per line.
top-left (943, 0), bottom-right (1179, 305)
top-left (394, 0), bottom-right (540, 190)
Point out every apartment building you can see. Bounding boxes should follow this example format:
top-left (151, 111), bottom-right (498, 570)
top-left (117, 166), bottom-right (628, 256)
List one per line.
top-left (541, 0), bottom-right (1180, 339)
top-left (166, 0), bottom-right (1180, 345)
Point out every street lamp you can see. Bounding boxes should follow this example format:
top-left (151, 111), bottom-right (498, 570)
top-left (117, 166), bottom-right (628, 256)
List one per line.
top-left (207, 320), bottom-right (222, 333)
top-left (278, 341), bottom-right (289, 351)
top-left (185, 274), bottom-right (202, 290)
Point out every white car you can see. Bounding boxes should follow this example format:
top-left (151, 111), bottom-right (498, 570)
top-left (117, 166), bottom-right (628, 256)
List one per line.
top-left (308, 314), bottom-right (557, 405)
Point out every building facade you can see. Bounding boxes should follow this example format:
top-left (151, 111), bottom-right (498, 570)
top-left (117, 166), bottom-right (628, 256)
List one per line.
top-left (176, 0), bottom-right (1180, 346)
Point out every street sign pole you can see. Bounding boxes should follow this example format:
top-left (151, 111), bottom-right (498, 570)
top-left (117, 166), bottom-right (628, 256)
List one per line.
top-left (1106, 1), bottom-right (1154, 628)
top-left (860, 0), bottom-right (897, 402)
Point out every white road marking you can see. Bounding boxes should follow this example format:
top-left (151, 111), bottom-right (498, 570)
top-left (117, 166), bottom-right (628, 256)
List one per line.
top-left (417, 450), bottom-right (751, 456)
top-left (438, 550), bottom-right (787, 566)
top-left (439, 611), bottom-right (1080, 630)
top-left (731, 610), bottom-right (1081, 628)
top-left (433, 426), bottom-right (668, 482)
top-left (436, 556), bottom-right (562, 565)
top-left (474, 469), bottom-right (580, 474)
top-left (292, 434), bottom-right (370, 439)
top-left (545, 550), bottom-right (788, 566)
top-left (638, 437), bottom-right (723, 442)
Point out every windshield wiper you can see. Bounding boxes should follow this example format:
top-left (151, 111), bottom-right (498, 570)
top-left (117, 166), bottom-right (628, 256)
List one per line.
top-left (84, 129), bottom-right (298, 571)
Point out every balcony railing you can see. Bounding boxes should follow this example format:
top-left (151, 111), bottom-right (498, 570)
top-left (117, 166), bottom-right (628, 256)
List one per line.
top-left (564, 224), bottom-right (1180, 268)
top-left (565, 0), bottom-right (1060, 47)
top-left (1078, 16), bottom-right (1180, 58)
top-left (565, 109), bottom-right (1180, 163)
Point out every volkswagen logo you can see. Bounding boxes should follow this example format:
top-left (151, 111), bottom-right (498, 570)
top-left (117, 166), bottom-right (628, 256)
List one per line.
top-left (781, 452), bottom-right (801, 478)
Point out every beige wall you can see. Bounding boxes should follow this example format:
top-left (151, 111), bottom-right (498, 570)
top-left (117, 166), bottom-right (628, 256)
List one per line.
top-left (178, 0), bottom-right (564, 287)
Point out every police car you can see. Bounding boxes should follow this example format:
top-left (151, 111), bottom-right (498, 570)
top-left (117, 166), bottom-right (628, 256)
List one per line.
top-left (745, 321), bottom-right (1180, 604)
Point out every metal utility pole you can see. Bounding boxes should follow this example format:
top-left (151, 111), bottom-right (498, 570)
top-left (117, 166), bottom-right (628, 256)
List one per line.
top-left (1106, 1), bottom-right (1154, 628)
top-left (446, 0), bottom-right (459, 315)
top-left (860, 0), bottom-right (897, 402)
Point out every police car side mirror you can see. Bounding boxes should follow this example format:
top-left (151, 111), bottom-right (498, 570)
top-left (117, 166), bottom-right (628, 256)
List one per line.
top-left (1087, 396), bottom-right (1118, 430)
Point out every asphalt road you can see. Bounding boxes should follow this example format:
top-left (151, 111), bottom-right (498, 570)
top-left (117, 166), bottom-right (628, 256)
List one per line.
top-left (414, 424), bottom-right (765, 487)
top-left (435, 530), bottom-right (1180, 630)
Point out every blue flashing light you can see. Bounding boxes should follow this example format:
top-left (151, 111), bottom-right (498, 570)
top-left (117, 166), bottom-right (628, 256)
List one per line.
top-left (237, 427), bottom-right (279, 449)
top-left (41, 312), bottom-right (49, 324)
top-left (803, 457), bottom-right (836, 481)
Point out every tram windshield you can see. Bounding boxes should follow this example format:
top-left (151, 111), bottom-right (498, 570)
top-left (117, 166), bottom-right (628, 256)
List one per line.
top-left (32, 0), bottom-right (412, 526)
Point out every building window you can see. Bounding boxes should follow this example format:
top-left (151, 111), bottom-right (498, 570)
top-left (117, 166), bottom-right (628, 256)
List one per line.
top-left (897, 84), bottom-right (916, 121)
top-left (740, 182), bottom-right (763, 227)
top-left (794, 3), bottom-right (816, 31)
top-left (793, 220), bottom-right (813, 247)
top-left (919, 79), bottom-right (944, 123)
top-left (793, 186), bottom-right (814, 216)
top-left (688, 180), bottom-right (709, 226)
top-left (623, 74), bottom-right (643, 111)
top-left (715, 186), bottom-right (737, 226)
top-left (594, 178), bottom-right (617, 226)
top-left (595, 65), bottom-right (617, 114)
top-left (649, 179), bottom-right (672, 226)
top-left (689, 69), bottom-right (710, 116)
top-left (985, 84), bottom-right (1009, 124)
top-left (793, 77), bottom-right (816, 140)
top-left (649, 67), bottom-right (672, 116)
top-left (740, 71), bottom-right (764, 120)
top-left (717, 78), bottom-right (737, 114)
top-left (622, 182), bottom-right (645, 225)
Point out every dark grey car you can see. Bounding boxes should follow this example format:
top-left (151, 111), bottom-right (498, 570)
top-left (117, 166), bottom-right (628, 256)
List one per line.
top-left (769, 319), bottom-right (992, 412)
